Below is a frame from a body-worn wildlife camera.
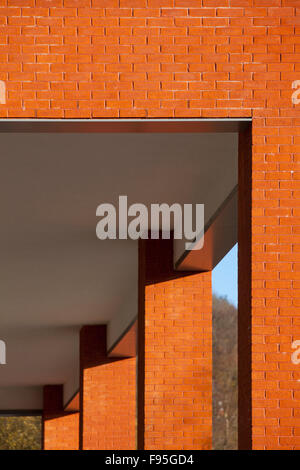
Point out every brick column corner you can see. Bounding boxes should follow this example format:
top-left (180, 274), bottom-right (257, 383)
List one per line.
top-left (80, 325), bottom-right (136, 450)
top-left (138, 237), bottom-right (212, 450)
top-left (42, 384), bottom-right (79, 450)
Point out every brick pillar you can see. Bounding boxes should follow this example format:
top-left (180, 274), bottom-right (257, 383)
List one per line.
top-left (80, 325), bottom-right (136, 450)
top-left (250, 118), bottom-right (300, 450)
top-left (42, 385), bottom-right (79, 450)
top-left (138, 238), bottom-right (212, 450)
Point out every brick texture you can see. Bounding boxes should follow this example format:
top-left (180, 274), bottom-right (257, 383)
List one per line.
top-left (80, 325), bottom-right (136, 450)
top-left (251, 119), bottom-right (300, 450)
top-left (2, 2), bottom-right (300, 450)
top-left (138, 238), bottom-right (212, 450)
top-left (42, 385), bottom-right (79, 450)
top-left (0, 2), bottom-right (298, 120)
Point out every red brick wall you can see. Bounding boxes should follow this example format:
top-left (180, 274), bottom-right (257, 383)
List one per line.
top-left (138, 238), bottom-right (212, 450)
top-left (2, 2), bottom-right (300, 450)
top-left (80, 325), bottom-right (136, 450)
top-left (251, 119), bottom-right (300, 450)
top-left (42, 385), bottom-right (79, 450)
top-left (0, 2), bottom-right (297, 120)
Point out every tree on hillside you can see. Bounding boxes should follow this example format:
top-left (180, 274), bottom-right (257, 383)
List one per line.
top-left (213, 295), bottom-right (238, 450)
top-left (0, 417), bottom-right (41, 450)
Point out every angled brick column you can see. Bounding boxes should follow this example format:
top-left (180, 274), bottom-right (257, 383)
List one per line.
top-left (138, 238), bottom-right (212, 450)
top-left (80, 325), bottom-right (136, 450)
top-left (42, 385), bottom-right (79, 450)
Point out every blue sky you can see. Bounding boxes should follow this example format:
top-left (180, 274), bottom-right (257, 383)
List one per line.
top-left (212, 243), bottom-right (237, 307)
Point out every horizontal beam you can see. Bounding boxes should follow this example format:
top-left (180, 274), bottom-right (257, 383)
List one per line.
top-left (0, 118), bottom-right (251, 133)
top-left (0, 410), bottom-right (42, 416)
top-left (176, 186), bottom-right (237, 271)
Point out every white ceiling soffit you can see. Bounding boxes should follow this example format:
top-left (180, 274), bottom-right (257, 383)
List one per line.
top-left (0, 123), bottom-right (242, 410)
